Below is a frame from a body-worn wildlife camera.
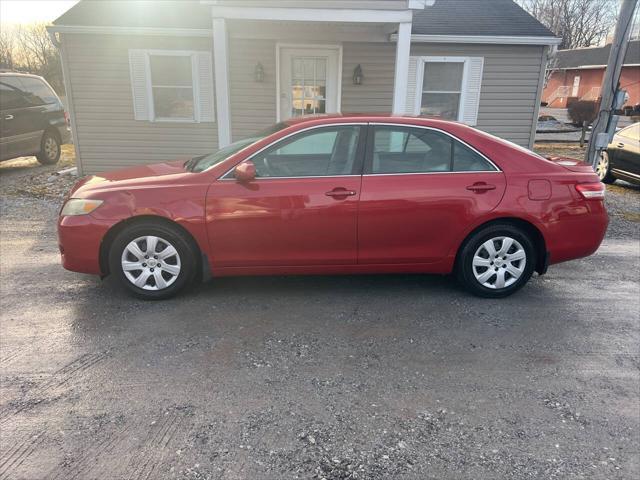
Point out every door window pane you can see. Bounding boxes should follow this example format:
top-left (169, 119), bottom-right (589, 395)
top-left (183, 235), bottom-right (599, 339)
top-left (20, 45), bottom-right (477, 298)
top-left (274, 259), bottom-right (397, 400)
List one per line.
top-left (372, 126), bottom-right (452, 173)
top-left (149, 54), bottom-right (194, 119)
top-left (290, 56), bottom-right (327, 118)
top-left (251, 126), bottom-right (360, 177)
top-left (421, 61), bottom-right (464, 121)
top-left (0, 78), bottom-right (29, 109)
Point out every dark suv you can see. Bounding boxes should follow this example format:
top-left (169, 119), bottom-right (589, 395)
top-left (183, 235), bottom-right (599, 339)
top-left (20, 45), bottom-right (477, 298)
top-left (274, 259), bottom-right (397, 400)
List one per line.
top-left (0, 72), bottom-right (71, 165)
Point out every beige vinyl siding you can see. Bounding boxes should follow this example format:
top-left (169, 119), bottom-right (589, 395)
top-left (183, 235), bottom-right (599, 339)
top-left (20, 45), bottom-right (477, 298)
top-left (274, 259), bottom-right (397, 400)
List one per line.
top-left (410, 43), bottom-right (545, 147)
top-left (62, 34), bottom-right (218, 174)
top-left (341, 42), bottom-right (395, 113)
top-left (229, 38), bottom-right (277, 141)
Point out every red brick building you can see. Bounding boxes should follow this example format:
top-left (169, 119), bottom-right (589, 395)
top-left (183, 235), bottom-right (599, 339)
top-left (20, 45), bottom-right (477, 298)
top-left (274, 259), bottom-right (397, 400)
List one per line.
top-left (543, 40), bottom-right (639, 108)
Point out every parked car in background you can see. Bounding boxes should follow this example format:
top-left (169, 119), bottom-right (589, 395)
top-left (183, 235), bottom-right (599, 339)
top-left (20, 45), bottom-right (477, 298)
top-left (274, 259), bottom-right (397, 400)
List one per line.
top-left (0, 72), bottom-right (70, 165)
top-left (57, 115), bottom-right (608, 300)
top-left (596, 123), bottom-right (640, 185)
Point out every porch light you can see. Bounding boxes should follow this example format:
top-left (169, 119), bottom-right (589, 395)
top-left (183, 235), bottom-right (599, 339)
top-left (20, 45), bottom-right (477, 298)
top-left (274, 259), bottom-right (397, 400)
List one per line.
top-left (254, 62), bottom-right (265, 83)
top-left (353, 64), bottom-right (363, 85)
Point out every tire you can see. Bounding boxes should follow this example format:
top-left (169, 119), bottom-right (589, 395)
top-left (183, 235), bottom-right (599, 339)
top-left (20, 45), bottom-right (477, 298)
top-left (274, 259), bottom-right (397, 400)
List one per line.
top-left (36, 130), bottom-right (61, 165)
top-left (108, 221), bottom-right (199, 300)
top-left (456, 224), bottom-right (536, 298)
top-left (595, 151), bottom-right (615, 184)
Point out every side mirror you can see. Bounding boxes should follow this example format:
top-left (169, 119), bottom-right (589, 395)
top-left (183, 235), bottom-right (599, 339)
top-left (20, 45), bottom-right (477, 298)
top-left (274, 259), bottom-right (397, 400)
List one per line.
top-left (234, 161), bottom-right (256, 182)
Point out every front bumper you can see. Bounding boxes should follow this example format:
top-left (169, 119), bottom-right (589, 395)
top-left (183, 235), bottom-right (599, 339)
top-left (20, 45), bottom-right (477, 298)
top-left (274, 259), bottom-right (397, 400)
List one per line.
top-left (57, 214), bottom-right (112, 275)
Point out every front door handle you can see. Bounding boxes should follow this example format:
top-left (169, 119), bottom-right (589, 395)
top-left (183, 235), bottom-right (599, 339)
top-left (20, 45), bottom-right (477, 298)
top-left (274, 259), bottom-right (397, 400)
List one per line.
top-left (325, 188), bottom-right (357, 198)
top-left (466, 182), bottom-right (496, 193)
top-left (4, 115), bottom-right (13, 120)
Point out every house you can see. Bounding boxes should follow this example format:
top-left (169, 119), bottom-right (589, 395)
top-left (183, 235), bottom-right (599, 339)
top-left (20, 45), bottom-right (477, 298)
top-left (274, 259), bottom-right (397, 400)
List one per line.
top-left (49, 0), bottom-right (559, 175)
top-left (543, 39), bottom-right (640, 109)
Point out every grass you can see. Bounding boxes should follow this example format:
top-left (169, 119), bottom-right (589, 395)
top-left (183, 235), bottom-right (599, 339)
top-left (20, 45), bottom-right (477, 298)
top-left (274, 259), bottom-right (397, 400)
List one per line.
top-left (533, 143), bottom-right (587, 161)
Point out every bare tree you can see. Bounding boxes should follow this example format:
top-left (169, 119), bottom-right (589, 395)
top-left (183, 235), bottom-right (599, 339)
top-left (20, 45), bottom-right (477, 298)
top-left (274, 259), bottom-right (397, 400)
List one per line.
top-left (516, 0), bottom-right (619, 49)
top-left (0, 23), bottom-right (63, 93)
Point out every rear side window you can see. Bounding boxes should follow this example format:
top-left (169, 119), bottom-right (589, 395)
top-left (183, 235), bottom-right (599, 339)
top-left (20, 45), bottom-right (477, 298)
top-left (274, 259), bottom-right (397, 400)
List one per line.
top-left (369, 125), bottom-right (497, 174)
top-left (0, 77), bottom-right (29, 109)
top-left (618, 124), bottom-right (639, 141)
top-left (17, 77), bottom-right (59, 106)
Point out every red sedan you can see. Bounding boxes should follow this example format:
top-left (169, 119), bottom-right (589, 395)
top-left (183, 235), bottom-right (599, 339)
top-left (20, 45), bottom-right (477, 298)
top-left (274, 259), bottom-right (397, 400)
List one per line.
top-left (58, 115), bottom-right (607, 300)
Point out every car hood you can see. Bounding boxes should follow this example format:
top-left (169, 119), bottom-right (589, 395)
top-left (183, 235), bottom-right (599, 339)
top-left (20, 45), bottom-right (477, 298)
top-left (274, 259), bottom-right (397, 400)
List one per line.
top-left (69, 160), bottom-right (192, 197)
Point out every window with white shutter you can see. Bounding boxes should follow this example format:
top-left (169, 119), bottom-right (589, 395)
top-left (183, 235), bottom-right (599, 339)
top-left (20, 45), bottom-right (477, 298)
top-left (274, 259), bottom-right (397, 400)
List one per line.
top-left (405, 56), bottom-right (484, 126)
top-left (128, 49), bottom-right (215, 123)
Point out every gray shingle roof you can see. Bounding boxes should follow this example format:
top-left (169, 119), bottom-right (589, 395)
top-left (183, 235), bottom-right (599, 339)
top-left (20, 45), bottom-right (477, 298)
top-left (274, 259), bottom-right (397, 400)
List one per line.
top-left (554, 40), bottom-right (640, 69)
top-left (411, 0), bottom-right (555, 37)
top-left (54, 0), bottom-right (556, 40)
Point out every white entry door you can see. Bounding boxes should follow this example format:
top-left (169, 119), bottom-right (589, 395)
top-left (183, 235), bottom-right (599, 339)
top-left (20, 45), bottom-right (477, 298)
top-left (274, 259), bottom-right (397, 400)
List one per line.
top-left (279, 46), bottom-right (341, 121)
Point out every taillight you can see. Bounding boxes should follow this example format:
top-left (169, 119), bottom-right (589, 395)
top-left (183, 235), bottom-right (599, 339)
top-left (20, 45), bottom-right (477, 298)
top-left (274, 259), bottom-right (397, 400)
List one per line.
top-left (575, 182), bottom-right (605, 199)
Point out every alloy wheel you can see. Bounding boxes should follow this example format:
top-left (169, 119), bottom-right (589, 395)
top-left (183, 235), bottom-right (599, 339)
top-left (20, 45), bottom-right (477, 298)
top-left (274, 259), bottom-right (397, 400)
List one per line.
top-left (44, 136), bottom-right (59, 161)
top-left (120, 236), bottom-right (181, 290)
top-left (595, 153), bottom-right (609, 181)
top-left (472, 236), bottom-right (526, 290)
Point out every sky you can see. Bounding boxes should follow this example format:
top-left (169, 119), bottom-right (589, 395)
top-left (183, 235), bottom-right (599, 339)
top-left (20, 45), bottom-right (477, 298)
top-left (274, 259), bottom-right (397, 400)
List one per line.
top-left (0, 0), bottom-right (79, 25)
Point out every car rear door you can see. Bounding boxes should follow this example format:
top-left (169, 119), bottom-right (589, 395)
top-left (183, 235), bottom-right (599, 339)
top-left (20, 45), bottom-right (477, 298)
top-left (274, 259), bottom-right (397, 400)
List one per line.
top-left (357, 123), bottom-right (506, 265)
top-left (206, 124), bottom-right (366, 267)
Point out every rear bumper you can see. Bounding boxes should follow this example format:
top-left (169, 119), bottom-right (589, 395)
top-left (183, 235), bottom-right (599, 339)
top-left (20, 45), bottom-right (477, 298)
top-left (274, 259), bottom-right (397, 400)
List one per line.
top-left (57, 214), bottom-right (112, 275)
top-left (546, 202), bottom-right (608, 266)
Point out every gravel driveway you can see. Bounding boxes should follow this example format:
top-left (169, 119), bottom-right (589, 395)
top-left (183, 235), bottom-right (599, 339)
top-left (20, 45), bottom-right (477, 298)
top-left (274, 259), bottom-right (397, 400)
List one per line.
top-left (1, 156), bottom-right (639, 479)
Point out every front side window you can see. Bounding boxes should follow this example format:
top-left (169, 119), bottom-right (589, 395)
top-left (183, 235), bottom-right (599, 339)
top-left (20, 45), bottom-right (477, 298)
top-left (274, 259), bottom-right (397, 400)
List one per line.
top-left (251, 126), bottom-right (361, 178)
top-left (149, 54), bottom-right (194, 120)
top-left (420, 61), bottom-right (464, 121)
top-left (370, 126), bottom-right (496, 174)
top-left (618, 123), bottom-right (639, 141)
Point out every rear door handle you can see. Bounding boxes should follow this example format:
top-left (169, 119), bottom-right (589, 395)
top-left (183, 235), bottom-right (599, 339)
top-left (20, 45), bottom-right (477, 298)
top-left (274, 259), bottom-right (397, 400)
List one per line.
top-left (466, 183), bottom-right (496, 193)
top-left (617, 142), bottom-right (625, 148)
top-left (325, 188), bottom-right (357, 198)
top-left (4, 115), bottom-right (13, 120)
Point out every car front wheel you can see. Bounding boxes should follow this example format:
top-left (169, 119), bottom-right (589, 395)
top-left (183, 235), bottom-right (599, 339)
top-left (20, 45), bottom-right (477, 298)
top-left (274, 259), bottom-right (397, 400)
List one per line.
top-left (108, 222), bottom-right (198, 300)
top-left (457, 224), bottom-right (536, 298)
top-left (36, 130), bottom-right (61, 165)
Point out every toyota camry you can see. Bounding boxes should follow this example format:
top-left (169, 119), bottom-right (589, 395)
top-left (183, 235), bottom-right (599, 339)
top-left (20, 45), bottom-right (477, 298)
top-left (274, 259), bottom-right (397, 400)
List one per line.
top-left (58, 115), bottom-right (608, 299)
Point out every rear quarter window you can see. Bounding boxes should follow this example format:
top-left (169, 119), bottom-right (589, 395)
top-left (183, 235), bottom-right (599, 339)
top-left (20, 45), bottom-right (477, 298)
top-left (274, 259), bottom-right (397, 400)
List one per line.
top-left (17, 77), bottom-right (59, 106)
top-left (618, 124), bottom-right (639, 141)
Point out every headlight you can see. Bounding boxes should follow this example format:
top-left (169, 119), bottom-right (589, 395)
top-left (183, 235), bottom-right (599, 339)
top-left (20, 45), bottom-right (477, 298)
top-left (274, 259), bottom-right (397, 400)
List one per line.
top-left (61, 199), bottom-right (104, 216)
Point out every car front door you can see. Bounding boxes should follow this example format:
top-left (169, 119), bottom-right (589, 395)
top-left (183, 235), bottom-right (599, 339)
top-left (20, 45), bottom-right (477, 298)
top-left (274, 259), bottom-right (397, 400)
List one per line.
top-left (612, 124), bottom-right (640, 180)
top-left (357, 124), bottom-right (506, 265)
top-left (206, 124), bottom-right (365, 267)
top-left (0, 77), bottom-right (32, 160)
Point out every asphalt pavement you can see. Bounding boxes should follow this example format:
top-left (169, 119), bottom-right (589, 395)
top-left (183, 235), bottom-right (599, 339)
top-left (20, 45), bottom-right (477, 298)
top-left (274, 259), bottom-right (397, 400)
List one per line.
top-left (0, 161), bottom-right (639, 479)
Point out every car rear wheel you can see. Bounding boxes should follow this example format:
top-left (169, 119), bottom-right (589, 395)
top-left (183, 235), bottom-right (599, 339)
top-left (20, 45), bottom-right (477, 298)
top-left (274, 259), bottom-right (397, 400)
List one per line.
top-left (36, 130), bottom-right (61, 165)
top-left (595, 151), bottom-right (615, 184)
top-left (456, 224), bottom-right (536, 298)
top-left (108, 222), bottom-right (198, 300)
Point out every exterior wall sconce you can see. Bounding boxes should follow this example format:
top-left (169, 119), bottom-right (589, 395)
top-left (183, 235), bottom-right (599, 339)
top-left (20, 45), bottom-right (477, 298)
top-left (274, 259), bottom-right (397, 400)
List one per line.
top-left (254, 62), bottom-right (265, 83)
top-left (353, 64), bottom-right (363, 85)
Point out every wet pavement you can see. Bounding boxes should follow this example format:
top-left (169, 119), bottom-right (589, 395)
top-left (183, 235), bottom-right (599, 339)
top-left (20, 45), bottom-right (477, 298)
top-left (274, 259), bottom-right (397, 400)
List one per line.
top-left (0, 161), bottom-right (639, 479)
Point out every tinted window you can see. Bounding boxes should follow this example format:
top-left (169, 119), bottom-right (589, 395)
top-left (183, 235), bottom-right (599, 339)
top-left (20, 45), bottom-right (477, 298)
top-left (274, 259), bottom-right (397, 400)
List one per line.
top-left (17, 77), bottom-right (58, 105)
top-left (251, 126), bottom-right (361, 177)
top-left (370, 126), bottom-right (496, 174)
top-left (371, 126), bottom-right (452, 173)
top-left (453, 141), bottom-right (495, 171)
top-left (0, 77), bottom-right (29, 109)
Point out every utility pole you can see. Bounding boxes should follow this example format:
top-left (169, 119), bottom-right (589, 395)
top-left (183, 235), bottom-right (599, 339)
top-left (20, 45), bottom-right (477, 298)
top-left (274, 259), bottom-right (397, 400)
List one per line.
top-left (585, 0), bottom-right (638, 167)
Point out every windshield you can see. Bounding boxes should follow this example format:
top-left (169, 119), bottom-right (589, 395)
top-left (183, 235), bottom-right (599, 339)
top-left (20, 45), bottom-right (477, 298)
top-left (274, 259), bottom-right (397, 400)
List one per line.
top-left (190, 122), bottom-right (289, 172)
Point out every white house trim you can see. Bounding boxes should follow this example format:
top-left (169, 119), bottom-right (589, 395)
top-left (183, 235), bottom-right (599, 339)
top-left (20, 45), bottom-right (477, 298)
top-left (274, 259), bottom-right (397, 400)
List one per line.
top-left (205, 6), bottom-right (414, 23)
top-left (390, 33), bottom-right (562, 46)
top-left (392, 22), bottom-right (412, 115)
top-left (212, 19), bottom-right (232, 147)
top-left (47, 25), bottom-right (212, 37)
